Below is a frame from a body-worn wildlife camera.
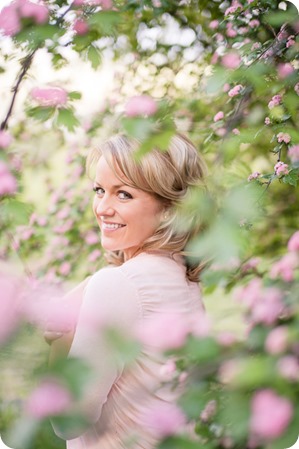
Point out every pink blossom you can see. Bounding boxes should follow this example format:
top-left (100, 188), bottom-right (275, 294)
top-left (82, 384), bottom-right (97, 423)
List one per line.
top-left (287, 38), bottom-right (295, 48)
top-left (262, 48), bottom-right (274, 60)
top-left (249, 19), bottom-right (260, 28)
top-left (250, 389), bottom-right (293, 440)
top-left (215, 127), bottom-right (227, 137)
top-left (251, 42), bottom-right (261, 51)
top-left (85, 231), bottom-right (99, 245)
top-left (159, 359), bottom-right (177, 381)
top-left (142, 402), bottom-right (186, 438)
top-left (135, 313), bottom-right (190, 350)
top-left (238, 26), bottom-right (249, 35)
top-left (73, 18), bottom-right (89, 35)
top-left (18, 0), bottom-right (49, 24)
top-left (228, 84), bottom-right (243, 97)
top-left (21, 281), bottom-right (80, 333)
top-left (222, 52), bottom-right (241, 69)
top-left (211, 51), bottom-right (219, 65)
top-left (209, 20), bottom-right (219, 29)
top-left (37, 216), bottom-right (47, 226)
top-left (277, 63), bottom-right (294, 79)
top-left (217, 332), bottom-right (236, 347)
top-left (20, 226), bottom-right (34, 240)
top-left (277, 28), bottom-right (288, 42)
top-left (295, 83), bottom-right (299, 96)
top-left (247, 171), bottom-right (260, 181)
top-left (288, 231), bottom-right (299, 252)
top-left (224, 2), bottom-right (242, 16)
top-left (213, 111), bottom-right (224, 122)
top-left (25, 378), bottom-right (72, 419)
top-left (0, 130), bottom-right (13, 148)
top-left (265, 326), bottom-right (288, 354)
top-left (223, 83), bottom-right (230, 92)
top-left (268, 94), bottom-right (282, 109)
top-left (232, 128), bottom-right (240, 135)
top-left (59, 262), bottom-right (71, 276)
top-left (277, 356), bottom-right (299, 381)
top-left (226, 28), bottom-right (237, 38)
top-left (264, 117), bottom-right (271, 125)
top-left (56, 206), bottom-right (71, 220)
top-left (200, 399), bottom-right (217, 422)
top-left (218, 359), bottom-right (242, 384)
top-left (288, 145), bottom-right (299, 164)
top-left (251, 287), bottom-right (284, 325)
top-left (31, 87), bottom-right (68, 108)
top-left (235, 278), bottom-right (263, 308)
top-left (274, 161), bottom-right (289, 176)
top-left (0, 161), bottom-right (17, 196)
top-left (0, 2), bottom-right (21, 36)
top-left (88, 249), bottom-right (101, 262)
top-left (53, 219), bottom-right (73, 233)
top-left (241, 257), bottom-right (260, 272)
top-left (125, 95), bottom-right (157, 117)
top-left (277, 132), bottom-right (291, 144)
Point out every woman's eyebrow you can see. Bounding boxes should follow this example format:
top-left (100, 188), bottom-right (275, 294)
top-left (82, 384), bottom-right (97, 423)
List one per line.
top-left (94, 180), bottom-right (130, 189)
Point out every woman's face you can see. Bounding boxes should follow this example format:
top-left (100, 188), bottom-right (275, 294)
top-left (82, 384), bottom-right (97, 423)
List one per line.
top-left (92, 156), bottom-right (164, 260)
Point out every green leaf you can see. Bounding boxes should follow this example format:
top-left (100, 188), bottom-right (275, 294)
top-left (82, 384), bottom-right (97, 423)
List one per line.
top-left (136, 129), bottom-right (175, 159)
top-left (218, 391), bottom-right (250, 442)
top-left (264, 9), bottom-right (297, 26)
top-left (26, 106), bottom-right (55, 121)
top-left (159, 435), bottom-right (207, 449)
top-left (283, 170), bottom-right (298, 187)
top-left (56, 108), bottom-right (80, 132)
top-left (0, 199), bottom-right (32, 226)
top-left (88, 11), bottom-right (121, 36)
top-left (87, 45), bottom-right (102, 69)
top-left (68, 91), bottom-right (82, 101)
top-left (121, 117), bottom-right (155, 140)
top-left (185, 336), bottom-right (220, 363)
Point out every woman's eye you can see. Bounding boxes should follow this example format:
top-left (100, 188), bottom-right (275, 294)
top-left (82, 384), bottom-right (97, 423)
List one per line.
top-left (93, 186), bottom-right (105, 196)
top-left (118, 191), bottom-right (132, 200)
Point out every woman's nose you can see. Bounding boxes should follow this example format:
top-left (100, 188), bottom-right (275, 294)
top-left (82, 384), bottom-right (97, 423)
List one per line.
top-left (94, 196), bottom-right (115, 217)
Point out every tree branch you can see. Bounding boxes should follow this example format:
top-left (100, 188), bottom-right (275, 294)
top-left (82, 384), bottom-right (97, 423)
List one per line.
top-left (0, 48), bottom-right (37, 131)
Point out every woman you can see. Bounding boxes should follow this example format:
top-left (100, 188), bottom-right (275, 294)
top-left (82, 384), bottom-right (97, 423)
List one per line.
top-left (48, 133), bottom-right (206, 449)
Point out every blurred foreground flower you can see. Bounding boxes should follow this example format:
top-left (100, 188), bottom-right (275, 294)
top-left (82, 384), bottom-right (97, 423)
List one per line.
top-left (0, 161), bottom-right (17, 196)
top-left (30, 87), bottom-right (68, 108)
top-left (125, 95), bottom-right (157, 117)
top-left (25, 378), bottom-right (72, 419)
top-left (249, 389), bottom-right (293, 440)
top-left (142, 402), bottom-right (186, 438)
top-left (0, 0), bottom-right (48, 36)
top-left (0, 130), bottom-right (13, 148)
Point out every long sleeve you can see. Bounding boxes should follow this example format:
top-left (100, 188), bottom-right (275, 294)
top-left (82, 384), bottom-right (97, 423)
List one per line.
top-left (53, 267), bottom-right (141, 440)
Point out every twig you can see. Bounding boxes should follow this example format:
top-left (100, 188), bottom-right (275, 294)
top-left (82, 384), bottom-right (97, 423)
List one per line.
top-left (0, 49), bottom-right (37, 131)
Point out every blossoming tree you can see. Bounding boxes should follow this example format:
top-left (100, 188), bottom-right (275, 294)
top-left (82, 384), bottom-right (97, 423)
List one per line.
top-left (0, 0), bottom-right (299, 448)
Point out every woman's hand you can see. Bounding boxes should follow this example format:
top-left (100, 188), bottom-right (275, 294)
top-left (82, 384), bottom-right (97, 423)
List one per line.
top-left (44, 330), bottom-right (64, 345)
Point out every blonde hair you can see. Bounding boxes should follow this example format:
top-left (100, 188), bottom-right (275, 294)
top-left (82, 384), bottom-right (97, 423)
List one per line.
top-left (86, 133), bottom-right (207, 282)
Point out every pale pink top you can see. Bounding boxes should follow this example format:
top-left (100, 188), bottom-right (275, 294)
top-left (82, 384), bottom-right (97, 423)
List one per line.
top-left (55, 252), bottom-right (204, 449)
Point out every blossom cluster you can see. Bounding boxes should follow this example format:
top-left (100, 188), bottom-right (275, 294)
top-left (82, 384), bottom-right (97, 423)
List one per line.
top-left (0, 0), bottom-right (49, 36)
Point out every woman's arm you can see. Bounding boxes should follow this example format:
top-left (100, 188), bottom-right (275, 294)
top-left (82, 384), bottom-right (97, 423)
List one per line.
top-left (52, 267), bottom-right (140, 440)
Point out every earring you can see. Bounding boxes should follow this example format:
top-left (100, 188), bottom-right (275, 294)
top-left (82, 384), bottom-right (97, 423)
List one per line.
top-left (163, 211), bottom-right (169, 220)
